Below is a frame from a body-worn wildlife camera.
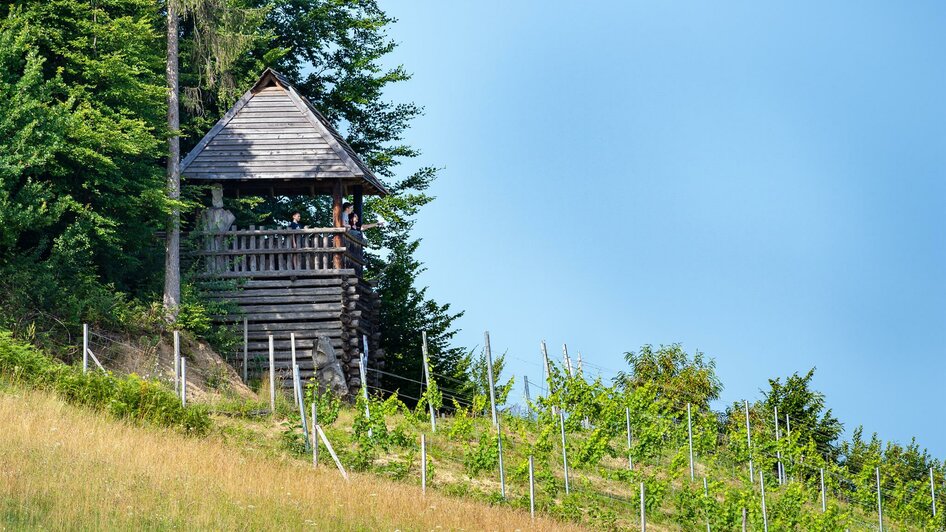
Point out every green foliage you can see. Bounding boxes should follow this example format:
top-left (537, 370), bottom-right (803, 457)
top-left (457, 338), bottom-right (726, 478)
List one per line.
top-left (761, 368), bottom-right (843, 460)
top-left (0, 330), bottom-right (209, 433)
top-left (616, 343), bottom-right (722, 409)
top-left (464, 431), bottom-right (500, 478)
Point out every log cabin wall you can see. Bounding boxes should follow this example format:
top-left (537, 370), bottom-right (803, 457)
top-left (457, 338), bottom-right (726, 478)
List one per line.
top-left (201, 227), bottom-right (382, 394)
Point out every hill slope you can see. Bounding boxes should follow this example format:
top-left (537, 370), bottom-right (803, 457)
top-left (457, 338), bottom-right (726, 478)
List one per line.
top-left (0, 387), bottom-right (572, 531)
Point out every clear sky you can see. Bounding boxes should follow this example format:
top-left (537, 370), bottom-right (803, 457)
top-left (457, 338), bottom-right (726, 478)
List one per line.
top-left (378, 1), bottom-right (946, 456)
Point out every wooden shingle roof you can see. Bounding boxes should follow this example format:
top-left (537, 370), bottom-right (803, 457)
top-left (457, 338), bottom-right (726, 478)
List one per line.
top-left (180, 68), bottom-right (389, 196)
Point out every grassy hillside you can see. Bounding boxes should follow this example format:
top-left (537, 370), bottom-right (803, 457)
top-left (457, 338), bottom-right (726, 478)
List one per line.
top-left (0, 386), bottom-right (572, 531)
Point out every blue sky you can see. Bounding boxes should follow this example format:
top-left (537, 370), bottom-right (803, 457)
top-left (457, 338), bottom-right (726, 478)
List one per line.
top-left (378, 1), bottom-right (946, 456)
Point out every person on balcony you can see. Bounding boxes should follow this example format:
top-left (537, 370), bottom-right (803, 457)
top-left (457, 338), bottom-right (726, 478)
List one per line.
top-left (289, 211), bottom-right (304, 229)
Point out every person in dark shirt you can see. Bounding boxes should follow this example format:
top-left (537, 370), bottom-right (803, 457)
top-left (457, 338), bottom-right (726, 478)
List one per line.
top-left (289, 211), bottom-right (304, 229)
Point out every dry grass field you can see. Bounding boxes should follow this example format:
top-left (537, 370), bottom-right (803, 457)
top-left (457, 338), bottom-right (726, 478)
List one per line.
top-left (0, 387), bottom-right (582, 531)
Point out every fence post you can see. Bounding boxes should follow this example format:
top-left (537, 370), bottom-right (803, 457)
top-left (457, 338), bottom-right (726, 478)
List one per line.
top-left (774, 406), bottom-right (783, 485)
top-left (559, 410), bottom-right (570, 494)
top-left (640, 481), bottom-right (646, 531)
top-left (484, 331), bottom-right (498, 427)
top-left (173, 330), bottom-right (180, 395)
top-left (528, 455), bottom-right (535, 519)
top-left (420, 433), bottom-right (427, 495)
top-left (497, 418), bottom-right (506, 499)
top-left (523, 376), bottom-right (534, 421)
top-left (745, 400), bottom-right (754, 484)
top-left (626, 406), bottom-right (633, 470)
top-left (576, 350), bottom-right (583, 376)
top-left (785, 413), bottom-right (791, 481)
top-left (760, 471), bottom-right (768, 532)
top-left (741, 507), bottom-right (747, 532)
top-left (931, 467), bottom-right (937, 518)
top-left (82, 324), bottom-right (89, 374)
top-left (291, 333), bottom-right (298, 406)
top-left (242, 318), bottom-right (248, 383)
top-left (820, 467), bottom-right (826, 512)
top-left (180, 357), bottom-right (187, 407)
top-left (268, 335), bottom-right (275, 414)
top-left (422, 331), bottom-right (436, 432)
top-left (688, 403), bottom-right (695, 481)
top-left (877, 467), bottom-right (884, 532)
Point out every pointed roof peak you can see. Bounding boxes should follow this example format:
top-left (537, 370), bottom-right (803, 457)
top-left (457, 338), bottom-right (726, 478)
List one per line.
top-left (181, 68), bottom-right (389, 196)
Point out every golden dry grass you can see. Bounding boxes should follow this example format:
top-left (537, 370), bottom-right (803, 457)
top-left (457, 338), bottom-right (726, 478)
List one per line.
top-left (0, 388), bottom-right (583, 531)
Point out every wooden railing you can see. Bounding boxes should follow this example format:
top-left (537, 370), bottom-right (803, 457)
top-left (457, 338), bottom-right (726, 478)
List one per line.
top-left (196, 227), bottom-right (365, 277)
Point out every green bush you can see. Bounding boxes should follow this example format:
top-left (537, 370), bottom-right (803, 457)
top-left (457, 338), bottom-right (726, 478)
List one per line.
top-left (0, 330), bottom-right (210, 434)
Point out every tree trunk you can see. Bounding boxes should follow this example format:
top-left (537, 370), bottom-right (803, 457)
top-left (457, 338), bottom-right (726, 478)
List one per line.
top-left (163, 0), bottom-right (181, 319)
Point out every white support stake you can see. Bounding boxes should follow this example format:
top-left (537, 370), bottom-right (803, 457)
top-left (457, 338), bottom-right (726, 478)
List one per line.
top-left (242, 318), bottom-right (248, 382)
top-left (359, 337), bottom-right (371, 437)
top-left (562, 343), bottom-right (572, 376)
top-left (774, 406), bottom-right (783, 485)
top-left (931, 467), bottom-right (937, 517)
top-left (82, 324), bottom-right (89, 374)
top-left (760, 471), bottom-right (768, 532)
top-left (497, 418), bottom-right (506, 499)
top-left (745, 400), bottom-right (754, 483)
top-left (422, 331), bottom-right (436, 432)
top-left (484, 331), bottom-right (498, 427)
top-left (559, 410), bottom-right (570, 494)
top-left (640, 481), bottom-right (646, 532)
top-left (704, 476), bottom-right (711, 532)
top-left (528, 455), bottom-right (535, 519)
top-left (688, 403), bottom-right (695, 481)
top-left (173, 330), bottom-right (180, 395)
top-left (268, 335), bottom-right (275, 414)
top-left (821, 467), bottom-right (827, 512)
top-left (293, 364), bottom-right (309, 451)
top-left (626, 406), bottom-right (633, 470)
top-left (420, 433), bottom-right (427, 495)
top-left (315, 425), bottom-right (348, 480)
top-left (311, 401), bottom-right (318, 467)
top-left (523, 375), bottom-right (533, 421)
top-left (291, 333), bottom-right (298, 406)
top-left (180, 357), bottom-right (187, 407)
top-left (541, 340), bottom-right (556, 416)
top-left (877, 467), bottom-right (884, 532)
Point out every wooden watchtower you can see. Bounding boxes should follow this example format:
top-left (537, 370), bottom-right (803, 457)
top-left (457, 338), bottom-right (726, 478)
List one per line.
top-left (180, 68), bottom-right (386, 393)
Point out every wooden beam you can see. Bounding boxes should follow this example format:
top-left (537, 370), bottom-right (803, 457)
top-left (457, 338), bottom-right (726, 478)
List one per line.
top-left (332, 180), bottom-right (343, 269)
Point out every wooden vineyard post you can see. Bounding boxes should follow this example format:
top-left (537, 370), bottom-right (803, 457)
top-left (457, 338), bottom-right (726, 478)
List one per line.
top-left (422, 331), bottom-right (436, 432)
top-left (484, 331), bottom-right (498, 427)
top-left (268, 335), bottom-right (275, 414)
